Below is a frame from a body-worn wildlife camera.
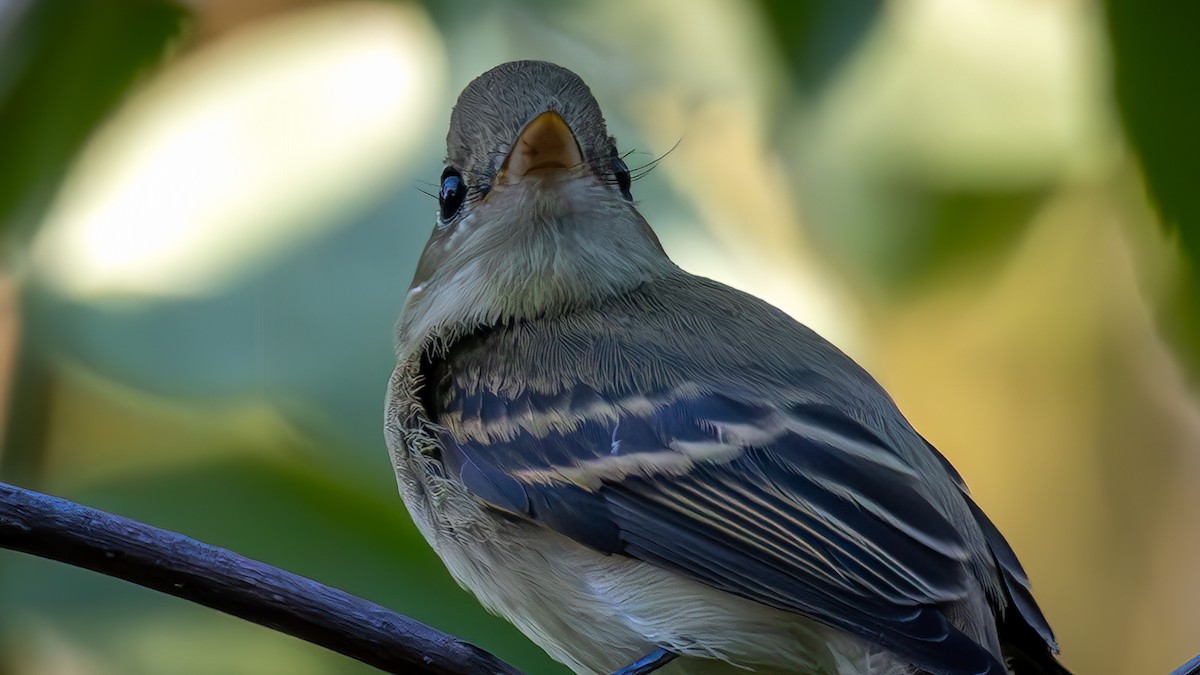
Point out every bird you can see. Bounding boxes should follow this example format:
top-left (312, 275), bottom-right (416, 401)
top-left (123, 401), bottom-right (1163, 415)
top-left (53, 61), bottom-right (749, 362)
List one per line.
top-left (385, 60), bottom-right (1068, 675)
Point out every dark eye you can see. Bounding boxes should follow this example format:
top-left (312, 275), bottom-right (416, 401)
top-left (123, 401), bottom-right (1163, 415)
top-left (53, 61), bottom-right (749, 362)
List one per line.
top-left (613, 158), bottom-right (632, 201)
top-left (439, 167), bottom-right (466, 220)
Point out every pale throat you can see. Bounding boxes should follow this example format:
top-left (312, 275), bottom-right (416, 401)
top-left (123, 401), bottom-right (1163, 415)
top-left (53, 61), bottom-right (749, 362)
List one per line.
top-left (399, 177), bottom-right (674, 357)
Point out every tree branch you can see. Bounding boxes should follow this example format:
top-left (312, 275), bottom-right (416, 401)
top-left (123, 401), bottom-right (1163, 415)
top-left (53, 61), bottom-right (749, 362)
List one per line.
top-left (1173, 653), bottom-right (1200, 675)
top-left (9, 478), bottom-right (1197, 675)
top-left (0, 481), bottom-right (521, 675)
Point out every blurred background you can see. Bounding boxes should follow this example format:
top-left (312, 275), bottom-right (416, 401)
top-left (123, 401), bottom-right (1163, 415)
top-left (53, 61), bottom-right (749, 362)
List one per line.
top-left (0, 0), bottom-right (1197, 673)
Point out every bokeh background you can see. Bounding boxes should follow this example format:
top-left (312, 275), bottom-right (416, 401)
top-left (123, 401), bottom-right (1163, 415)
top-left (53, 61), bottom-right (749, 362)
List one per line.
top-left (1, 0), bottom-right (1198, 673)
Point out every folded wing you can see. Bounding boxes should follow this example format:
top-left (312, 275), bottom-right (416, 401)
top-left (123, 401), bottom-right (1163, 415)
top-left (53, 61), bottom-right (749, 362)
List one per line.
top-left (434, 383), bottom-right (1005, 675)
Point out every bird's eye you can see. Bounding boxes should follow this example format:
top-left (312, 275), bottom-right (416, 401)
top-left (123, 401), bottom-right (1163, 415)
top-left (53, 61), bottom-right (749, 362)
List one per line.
top-left (613, 158), bottom-right (633, 201)
top-left (439, 167), bottom-right (466, 220)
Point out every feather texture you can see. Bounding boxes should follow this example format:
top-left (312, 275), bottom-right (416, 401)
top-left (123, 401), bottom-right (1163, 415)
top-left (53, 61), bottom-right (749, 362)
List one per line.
top-left (410, 273), bottom-right (1035, 674)
top-left (388, 60), bottom-right (1067, 675)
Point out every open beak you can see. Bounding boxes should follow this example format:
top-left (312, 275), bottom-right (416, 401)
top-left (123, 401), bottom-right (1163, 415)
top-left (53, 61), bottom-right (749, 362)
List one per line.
top-left (498, 110), bottom-right (584, 184)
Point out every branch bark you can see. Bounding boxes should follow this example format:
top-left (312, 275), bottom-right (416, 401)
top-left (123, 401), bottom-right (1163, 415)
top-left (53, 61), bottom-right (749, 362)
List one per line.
top-left (8, 479), bottom-right (1197, 675)
top-left (0, 481), bottom-right (521, 675)
top-left (1173, 653), bottom-right (1200, 675)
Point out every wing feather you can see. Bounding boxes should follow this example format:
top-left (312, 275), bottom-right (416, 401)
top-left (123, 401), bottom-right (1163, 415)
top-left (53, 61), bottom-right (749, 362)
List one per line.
top-left (435, 384), bottom-right (1004, 674)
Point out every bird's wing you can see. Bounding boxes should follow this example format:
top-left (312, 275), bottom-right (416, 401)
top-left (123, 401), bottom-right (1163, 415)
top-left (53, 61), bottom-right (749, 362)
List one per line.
top-left (926, 437), bottom-right (1065, 671)
top-left (433, 382), bottom-right (1005, 675)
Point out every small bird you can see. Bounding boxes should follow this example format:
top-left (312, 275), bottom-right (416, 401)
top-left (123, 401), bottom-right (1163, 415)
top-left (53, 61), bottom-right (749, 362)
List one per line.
top-left (385, 60), bottom-right (1067, 675)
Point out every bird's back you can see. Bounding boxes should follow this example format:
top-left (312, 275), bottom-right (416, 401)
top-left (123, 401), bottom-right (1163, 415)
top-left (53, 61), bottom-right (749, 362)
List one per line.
top-left (393, 269), bottom-right (1064, 673)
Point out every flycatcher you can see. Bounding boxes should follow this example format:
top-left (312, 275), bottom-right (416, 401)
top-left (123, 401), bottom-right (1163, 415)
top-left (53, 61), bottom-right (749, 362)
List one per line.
top-left (386, 60), bottom-right (1067, 675)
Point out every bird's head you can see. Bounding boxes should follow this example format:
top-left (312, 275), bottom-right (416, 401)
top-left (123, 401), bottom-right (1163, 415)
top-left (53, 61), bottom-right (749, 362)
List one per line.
top-left (398, 61), bottom-right (675, 357)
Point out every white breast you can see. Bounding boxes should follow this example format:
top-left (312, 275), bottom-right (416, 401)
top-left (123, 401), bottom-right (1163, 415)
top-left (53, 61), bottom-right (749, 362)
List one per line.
top-left (390, 440), bottom-right (909, 675)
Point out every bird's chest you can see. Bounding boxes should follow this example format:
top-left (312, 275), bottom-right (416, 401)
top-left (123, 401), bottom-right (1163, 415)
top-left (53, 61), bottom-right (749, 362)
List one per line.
top-left (388, 362), bottom-right (675, 672)
top-left (385, 357), bottom-right (882, 675)
top-left (389, 436), bottom-right (655, 672)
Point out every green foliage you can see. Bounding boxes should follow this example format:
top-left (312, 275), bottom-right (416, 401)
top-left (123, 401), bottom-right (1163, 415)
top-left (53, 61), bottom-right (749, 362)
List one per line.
top-left (1105, 0), bottom-right (1200, 376)
top-left (2, 0), bottom-right (1198, 673)
top-left (0, 0), bottom-right (186, 245)
top-left (759, 0), bottom-right (880, 94)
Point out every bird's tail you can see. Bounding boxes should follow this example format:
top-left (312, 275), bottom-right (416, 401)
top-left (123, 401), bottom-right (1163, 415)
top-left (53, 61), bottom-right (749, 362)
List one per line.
top-left (1002, 645), bottom-right (1072, 675)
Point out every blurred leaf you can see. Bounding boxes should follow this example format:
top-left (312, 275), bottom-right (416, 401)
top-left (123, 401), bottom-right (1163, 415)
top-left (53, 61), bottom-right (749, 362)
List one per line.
top-left (28, 177), bottom-right (439, 452)
top-left (787, 1), bottom-right (1103, 303)
top-left (758, 0), bottom-right (881, 94)
top-left (1161, 266), bottom-right (1200, 378)
top-left (0, 0), bottom-right (187, 245)
top-left (1106, 0), bottom-right (1200, 245)
top-left (1106, 0), bottom-right (1200, 375)
top-left (800, 176), bottom-right (1047, 301)
top-left (0, 453), bottom-right (566, 674)
top-left (865, 187), bottom-right (1045, 297)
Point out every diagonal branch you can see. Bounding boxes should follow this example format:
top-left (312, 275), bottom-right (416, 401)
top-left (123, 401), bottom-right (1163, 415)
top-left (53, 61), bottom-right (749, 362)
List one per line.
top-left (0, 481), bottom-right (521, 675)
top-left (1173, 653), bottom-right (1200, 675)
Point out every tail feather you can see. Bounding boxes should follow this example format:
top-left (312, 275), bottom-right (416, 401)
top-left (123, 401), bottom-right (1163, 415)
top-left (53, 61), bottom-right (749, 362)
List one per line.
top-left (962, 498), bottom-right (1070, 675)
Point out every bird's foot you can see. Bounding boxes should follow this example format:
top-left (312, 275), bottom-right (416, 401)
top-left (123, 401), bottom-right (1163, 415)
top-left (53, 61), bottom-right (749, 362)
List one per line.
top-left (610, 648), bottom-right (677, 675)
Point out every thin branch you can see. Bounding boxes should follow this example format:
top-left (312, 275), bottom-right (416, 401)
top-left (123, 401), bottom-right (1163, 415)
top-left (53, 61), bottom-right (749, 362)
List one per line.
top-left (1173, 653), bottom-right (1200, 675)
top-left (13, 479), bottom-right (1196, 675)
top-left (0, 481), bottom-right (521, 675)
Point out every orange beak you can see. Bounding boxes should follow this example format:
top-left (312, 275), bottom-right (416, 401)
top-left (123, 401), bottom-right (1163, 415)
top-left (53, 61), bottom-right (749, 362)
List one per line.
top-left (498, 110), bottom-right (585, 183)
